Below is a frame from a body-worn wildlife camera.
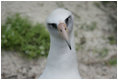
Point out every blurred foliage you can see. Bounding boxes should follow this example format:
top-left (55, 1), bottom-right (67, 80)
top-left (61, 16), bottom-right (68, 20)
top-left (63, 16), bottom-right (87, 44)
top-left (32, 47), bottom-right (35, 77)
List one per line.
top-left (94, 2), bottom-right (101, 8)
top-left (80, 36), bottom-right (86, 45)
top-left (94, 1), bottom-right (117, 33)
top-left (108, 36), bottom-right (116, 45)
top-left (101, 1), bottom-right (117, 8)
top-left (108, 58), bottom-right (117, 65)
top-left (76, 44), bottom-right (84, 51)
top-left (98, 48), bottom-right (108, 58)
top-left (1, 14), bottom-right (50, 59)
top-left (106, 58), bottom-right (117, 66)
top-left (80, 22), bottom-right (97, 31)
top-left (75, 36), bottom-right (86, 51)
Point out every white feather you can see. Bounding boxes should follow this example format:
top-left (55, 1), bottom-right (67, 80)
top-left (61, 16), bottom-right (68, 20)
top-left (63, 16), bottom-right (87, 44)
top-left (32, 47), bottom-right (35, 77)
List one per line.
top-left (46, 8), bottom-right (72, 25)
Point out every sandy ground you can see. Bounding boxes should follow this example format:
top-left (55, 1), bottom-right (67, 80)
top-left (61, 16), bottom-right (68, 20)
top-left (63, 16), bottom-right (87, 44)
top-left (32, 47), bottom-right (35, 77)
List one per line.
top-left (1, 1), bottom-right (117, 79)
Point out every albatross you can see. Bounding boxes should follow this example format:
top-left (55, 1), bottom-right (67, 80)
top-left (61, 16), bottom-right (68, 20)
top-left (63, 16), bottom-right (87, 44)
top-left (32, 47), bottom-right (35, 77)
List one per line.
top-left (39, 8), bottom-right (81, 79)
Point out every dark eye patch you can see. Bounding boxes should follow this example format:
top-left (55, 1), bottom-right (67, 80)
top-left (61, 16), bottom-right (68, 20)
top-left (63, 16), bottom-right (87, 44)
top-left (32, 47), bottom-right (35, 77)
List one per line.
top-left (65, 15), bottom-right (71, 27)
top-left (48, 23), bottom-right (57, 29)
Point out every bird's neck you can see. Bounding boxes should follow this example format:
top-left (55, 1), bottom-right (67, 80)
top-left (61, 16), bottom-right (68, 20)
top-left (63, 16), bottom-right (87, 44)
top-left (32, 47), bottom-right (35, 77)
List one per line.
top-left (44, 32), bottom-right (80, 78)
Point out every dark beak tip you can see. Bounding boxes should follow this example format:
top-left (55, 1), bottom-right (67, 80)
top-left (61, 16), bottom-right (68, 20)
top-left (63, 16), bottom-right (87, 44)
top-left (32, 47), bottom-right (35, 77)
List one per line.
top-left (69, 46), bottom-right (71, 50)
top-left (65, 40), bottom-right (71, 50)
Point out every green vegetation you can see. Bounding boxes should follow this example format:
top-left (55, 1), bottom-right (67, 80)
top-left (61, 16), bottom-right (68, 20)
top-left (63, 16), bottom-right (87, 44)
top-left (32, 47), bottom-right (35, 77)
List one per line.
top-left (92, 48), bottom-right (108, 58)
top-left (107, 58), bottom-right (117, 65)
top-left (1, 14), bottom-right (50, 59)
top-left (94, 2), bottom-right (100, 8)
top-left (76, 44), bottom-right (84, 51)
top-left (106, 58), bottom-right (117, 66)
top-left (75, 36), bottom-right (86, 51)
top-left (99, 48), bottom-right (108, 58)
top-left (80, 22), bottom-right (97, 31)
top-left (108, 36), bottom-right (116, 45)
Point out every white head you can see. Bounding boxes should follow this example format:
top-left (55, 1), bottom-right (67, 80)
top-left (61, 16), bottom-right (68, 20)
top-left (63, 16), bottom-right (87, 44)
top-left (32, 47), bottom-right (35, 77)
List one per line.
top-left (46, 8), bottom-right (74, 50)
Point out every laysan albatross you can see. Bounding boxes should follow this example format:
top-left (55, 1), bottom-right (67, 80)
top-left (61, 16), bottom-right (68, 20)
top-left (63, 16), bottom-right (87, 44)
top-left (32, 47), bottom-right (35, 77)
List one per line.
top-left (39, 8), bottom-right (81, 79)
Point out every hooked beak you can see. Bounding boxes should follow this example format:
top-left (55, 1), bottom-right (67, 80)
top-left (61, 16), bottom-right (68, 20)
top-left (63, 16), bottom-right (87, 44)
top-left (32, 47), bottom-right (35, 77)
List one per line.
top-left (57, 23), bottom-right (71, 50)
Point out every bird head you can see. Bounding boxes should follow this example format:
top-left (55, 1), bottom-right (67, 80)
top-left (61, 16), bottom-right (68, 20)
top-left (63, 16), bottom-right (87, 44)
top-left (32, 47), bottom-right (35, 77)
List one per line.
top-left (46, 8), bottom-right (74, 50)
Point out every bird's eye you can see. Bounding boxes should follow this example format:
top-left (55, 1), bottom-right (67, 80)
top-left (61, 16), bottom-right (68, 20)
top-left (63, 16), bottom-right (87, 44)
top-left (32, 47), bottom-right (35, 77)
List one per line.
top-left (48, 23), bottom-right (57, 29)
top-left (65, 15), bottom-right (71, 27)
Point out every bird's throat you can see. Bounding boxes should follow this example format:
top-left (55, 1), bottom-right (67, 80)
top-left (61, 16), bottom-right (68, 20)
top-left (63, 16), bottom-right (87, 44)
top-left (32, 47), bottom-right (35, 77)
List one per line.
top-left (46, 34), bottom-right (78, 72)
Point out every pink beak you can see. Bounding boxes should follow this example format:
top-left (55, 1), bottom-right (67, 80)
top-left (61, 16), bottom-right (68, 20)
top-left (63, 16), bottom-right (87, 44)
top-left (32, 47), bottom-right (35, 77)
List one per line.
top-left (57, 23), bottom-right (71, 50)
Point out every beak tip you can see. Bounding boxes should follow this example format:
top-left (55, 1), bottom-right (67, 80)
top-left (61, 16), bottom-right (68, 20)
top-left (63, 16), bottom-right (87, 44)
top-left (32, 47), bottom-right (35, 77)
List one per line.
top-left (69, 46), bottom-right (71, 50)
top-left (65, 40), bottom-right (71, 50)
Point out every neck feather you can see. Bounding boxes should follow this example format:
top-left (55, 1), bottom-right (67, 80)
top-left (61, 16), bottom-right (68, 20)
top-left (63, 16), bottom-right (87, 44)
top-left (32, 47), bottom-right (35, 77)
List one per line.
top-left (46, 31), bottom-right (78, 71)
